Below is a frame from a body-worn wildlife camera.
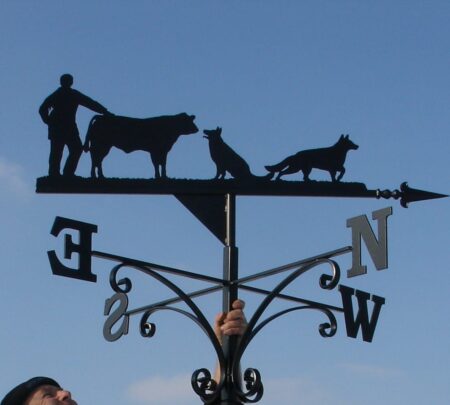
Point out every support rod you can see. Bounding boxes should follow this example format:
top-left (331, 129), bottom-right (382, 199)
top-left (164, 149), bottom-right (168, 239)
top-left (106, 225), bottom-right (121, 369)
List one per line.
top-left (218, 194), bottom-right (242, 404)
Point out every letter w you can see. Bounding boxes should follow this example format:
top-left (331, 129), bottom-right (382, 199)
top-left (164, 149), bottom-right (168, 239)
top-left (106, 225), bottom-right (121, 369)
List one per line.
top-left (339, 285), bottom-right (385, 343)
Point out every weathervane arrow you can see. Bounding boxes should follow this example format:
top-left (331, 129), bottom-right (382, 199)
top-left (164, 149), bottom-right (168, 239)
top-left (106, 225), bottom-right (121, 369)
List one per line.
top-left (375, 182), bottom-right (448, 208)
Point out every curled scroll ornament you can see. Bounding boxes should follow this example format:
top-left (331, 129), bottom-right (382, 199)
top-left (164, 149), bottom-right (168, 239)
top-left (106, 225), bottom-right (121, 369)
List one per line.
top-left (233, 258), bottom-right (340, 403)
top-left (108, 263), bottom-right (226, 404)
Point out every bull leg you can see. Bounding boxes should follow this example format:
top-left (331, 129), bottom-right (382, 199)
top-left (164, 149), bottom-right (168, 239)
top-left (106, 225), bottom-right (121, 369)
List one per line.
top-left (160, 155), bottom-right (168, 178)
top-left (150, 154), bottom-right (160, 179)
top-left (91, 146), bottom-right (109, 178)
top-left (98, 162), bottom-right (104, 178)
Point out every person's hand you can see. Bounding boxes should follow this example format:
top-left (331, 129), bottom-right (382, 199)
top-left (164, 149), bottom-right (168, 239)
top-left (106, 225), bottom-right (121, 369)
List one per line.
top-left (214, 299), bottom-right (247, 345)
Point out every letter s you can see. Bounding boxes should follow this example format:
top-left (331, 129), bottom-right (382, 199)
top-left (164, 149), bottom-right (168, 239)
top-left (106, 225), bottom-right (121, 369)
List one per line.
top-left (103, 293), bottom-right (129, 342)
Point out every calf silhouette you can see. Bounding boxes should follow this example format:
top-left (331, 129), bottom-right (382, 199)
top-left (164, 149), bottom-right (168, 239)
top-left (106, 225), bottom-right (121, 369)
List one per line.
top-left (265, 134), bottom-right (358, 182)
top-left (203, 127), bottom-right (269, 180)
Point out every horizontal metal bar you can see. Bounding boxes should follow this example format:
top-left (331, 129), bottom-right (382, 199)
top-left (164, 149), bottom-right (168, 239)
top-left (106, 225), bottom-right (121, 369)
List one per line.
top-left (36, 176), bottom-right (375, 197)
top-left (235, 246), bottom-right (352, 285)
top-left (92, 250), bottom-right (225, 285)
top-left (123, 281), bottom-right (344, 317)
top-left (239, 285), bottom-right (344, 313)
top-left (125, 285), bottom-right (223, 316)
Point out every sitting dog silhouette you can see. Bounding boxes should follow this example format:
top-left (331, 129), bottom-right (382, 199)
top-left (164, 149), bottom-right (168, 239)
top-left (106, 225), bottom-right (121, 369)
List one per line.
top-left (204, 127), bottom-right (269, 180)
top-left (265, 134), bottom-right (358, 182)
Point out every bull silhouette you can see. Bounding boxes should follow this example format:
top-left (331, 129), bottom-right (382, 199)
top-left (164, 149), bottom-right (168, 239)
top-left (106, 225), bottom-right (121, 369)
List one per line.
top-left (83, 113), bottom-right (198, 179)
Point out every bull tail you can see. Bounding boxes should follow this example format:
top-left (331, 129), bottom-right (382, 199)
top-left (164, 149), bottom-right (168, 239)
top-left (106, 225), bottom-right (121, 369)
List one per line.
top-left (83, 115), bottom-right (101, 152)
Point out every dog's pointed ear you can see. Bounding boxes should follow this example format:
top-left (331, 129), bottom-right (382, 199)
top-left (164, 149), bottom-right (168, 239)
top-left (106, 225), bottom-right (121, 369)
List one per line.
top-left (345, 134), bottom-right (349, 139)
top-left (339, 134), bottom-right (344, 140)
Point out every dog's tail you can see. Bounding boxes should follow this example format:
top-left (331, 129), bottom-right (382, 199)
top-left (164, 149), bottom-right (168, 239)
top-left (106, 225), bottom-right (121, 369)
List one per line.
top-left (251, 172), bottom-right (274, 180)
top-left (265, 158), bottom-right (290, 174)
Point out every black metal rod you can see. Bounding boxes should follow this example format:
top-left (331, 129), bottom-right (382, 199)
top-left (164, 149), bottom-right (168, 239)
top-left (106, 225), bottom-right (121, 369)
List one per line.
top-left (125, 285), bottom-right (224, 317)
top-left (92, 250), bottom-right (224, 284)
top-left (101, 247), bottom-right (349, 320)
top-left (123, 280), bottom-right (343, 319)
top-left (125, 280), bottom-right (344, 319)
top-left (219, 193), bottom-right (242, 405)
top-left (238, 285), bottom-right (344, 313)
top-left (235, 246), bottom-right (351, 285)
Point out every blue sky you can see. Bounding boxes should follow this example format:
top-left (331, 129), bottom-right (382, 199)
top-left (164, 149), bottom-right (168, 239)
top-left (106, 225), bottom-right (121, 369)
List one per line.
top-left (0, 1), bottom-right (449, 404)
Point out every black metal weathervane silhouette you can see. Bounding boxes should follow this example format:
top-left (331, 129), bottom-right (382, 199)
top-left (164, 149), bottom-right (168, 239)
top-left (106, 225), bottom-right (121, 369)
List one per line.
top-left (37, 74), bottom-right (447, 404)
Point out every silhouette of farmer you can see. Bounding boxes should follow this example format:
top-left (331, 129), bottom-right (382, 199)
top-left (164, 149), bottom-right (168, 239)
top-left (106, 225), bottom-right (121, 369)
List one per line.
top-left (39, 74), bottom-right (111, 177)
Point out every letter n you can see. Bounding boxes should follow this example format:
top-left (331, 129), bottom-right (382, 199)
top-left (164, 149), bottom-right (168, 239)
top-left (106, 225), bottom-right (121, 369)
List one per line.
top-left (339, 285), bottom-right (385, 343)
top-left (347, 206), bottom-right (393, 278)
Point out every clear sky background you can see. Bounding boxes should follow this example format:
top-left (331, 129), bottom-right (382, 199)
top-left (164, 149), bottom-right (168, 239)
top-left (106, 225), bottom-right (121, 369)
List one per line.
top-left (0, 1), bottom-right (449, 404)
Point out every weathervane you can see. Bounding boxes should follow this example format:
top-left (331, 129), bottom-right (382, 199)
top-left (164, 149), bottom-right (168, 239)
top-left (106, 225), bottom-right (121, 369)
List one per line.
top-left (37, 75), bottom-right (447, 404)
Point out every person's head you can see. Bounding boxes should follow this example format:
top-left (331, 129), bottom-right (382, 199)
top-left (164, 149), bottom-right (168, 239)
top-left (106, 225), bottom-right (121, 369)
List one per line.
top-left (59, 74), bottom-right (73, 88)
top-left (1, 377), bottom-right (77, 405)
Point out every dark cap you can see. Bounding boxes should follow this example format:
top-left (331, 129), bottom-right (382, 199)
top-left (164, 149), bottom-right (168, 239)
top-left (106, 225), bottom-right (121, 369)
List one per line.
top-left (1, 377), bottom-right (60, 405)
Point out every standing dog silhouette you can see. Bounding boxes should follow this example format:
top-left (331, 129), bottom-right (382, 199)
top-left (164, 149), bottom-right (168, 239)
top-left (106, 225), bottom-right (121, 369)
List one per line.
top-left (203, 127), bottom-right (269, 180)
top-left (265, 134), bottom-right (358, 182)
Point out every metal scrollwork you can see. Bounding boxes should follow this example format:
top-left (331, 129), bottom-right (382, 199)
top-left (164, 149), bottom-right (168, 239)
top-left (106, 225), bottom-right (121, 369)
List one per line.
top-left (249, 305), bottom-right (337, 341)
top-left (104, 256), bottom-right (343, 404)
top-left (106, 262), bottom-right (225, 404)
top-left (319, 259), bottom-right (340, 290)
top-left (238, 368), bottom-right (264, 403)
top-left (191, 368), bottom-right (220, 405)
top-left (238, 258), bottom-right (340, 352)
top-left (140, 311), bottom-right (156, 338)
top-left (232, 258), bottom-right (341, 402)
top-left (318, 309), bottom-right (337, 337)
top-left (110, 263), bottom-right (132, 293)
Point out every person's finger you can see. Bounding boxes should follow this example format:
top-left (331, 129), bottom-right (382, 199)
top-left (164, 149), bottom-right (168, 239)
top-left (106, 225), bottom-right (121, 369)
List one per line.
top-left (231, 299), bottom-right (245, 310)
top-left (221, 320), bottom-right (244, 330)
top-left (214, 312), bottom-right (226, 332)
top-left (222, 324), bottom-right (246, 336)
top-left (226, 310), bottom-right (245, 322)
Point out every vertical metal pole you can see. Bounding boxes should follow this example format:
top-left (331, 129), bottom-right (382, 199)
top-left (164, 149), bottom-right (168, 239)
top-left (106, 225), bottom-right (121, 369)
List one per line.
top-left (219, 193), bottom-right (242, 404)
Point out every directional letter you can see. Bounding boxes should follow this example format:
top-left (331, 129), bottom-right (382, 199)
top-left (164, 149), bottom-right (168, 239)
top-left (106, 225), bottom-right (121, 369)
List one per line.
top-left (47, 216), bottom-right (97, 282)
top-left (347, 206), bottom-right (393, 278)
top-left (339, 285), bottom-right (385, 343)
top-left (103, 293), bottom-right (129, 342)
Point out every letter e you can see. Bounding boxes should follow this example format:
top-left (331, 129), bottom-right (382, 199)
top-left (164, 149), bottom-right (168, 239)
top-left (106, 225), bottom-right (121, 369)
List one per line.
top-left (47, 216), bottom-right (97, 282)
